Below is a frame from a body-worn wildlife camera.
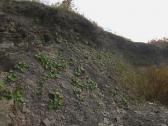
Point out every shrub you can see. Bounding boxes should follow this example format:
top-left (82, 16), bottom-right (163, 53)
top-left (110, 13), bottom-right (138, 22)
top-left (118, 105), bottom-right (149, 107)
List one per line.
top-left (122, 65), bottom-right (168, 105)
top-left (148, 37), bottom-right (168, 44)
top-left (121, 69), bottom-right (148, 98)
top-left (145, 65), bottom-right (168, 104)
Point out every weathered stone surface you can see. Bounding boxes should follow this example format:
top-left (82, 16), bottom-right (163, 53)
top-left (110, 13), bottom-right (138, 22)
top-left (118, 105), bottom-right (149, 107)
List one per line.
top-left (0, 100), bottom-right (12, 126)
top-left (42, 118), bottom-right (56, 126)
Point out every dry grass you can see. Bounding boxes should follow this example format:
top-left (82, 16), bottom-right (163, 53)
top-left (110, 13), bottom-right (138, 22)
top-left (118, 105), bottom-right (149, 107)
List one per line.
top-left (145, 65), bottom-right (168, 104)
top-left (120, 65), bottom-right (168, 104)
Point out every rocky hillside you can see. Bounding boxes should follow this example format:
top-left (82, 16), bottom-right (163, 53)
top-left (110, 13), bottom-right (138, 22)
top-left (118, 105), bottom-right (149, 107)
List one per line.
top-left (0, 0), bottom-right (168, 126)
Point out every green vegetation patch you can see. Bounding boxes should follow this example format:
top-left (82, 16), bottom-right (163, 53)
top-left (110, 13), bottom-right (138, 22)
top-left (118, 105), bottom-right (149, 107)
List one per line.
top-left (7, 71), bottom-right (17, 82)
top-left (0, 80), bottom-right (5, 89)
top-left (35, 53), bottom-right (66, 71)
top-left (71, 77), bottom-right (85, 90)
top-left (0, 83), bottom-right (24, 105)
top-left (12, 87), bottom-right (25, 105)
top-left (35, 53), bottom-right (67, 79)
top-left (73, 87), bottom-right (84, 101)
top-left (86, 78), bottom-right (97, 91)
top-left (35, 52), bottom-right (68, 96)
top-left (36, 76), bottom-right (47, 96)
top-left (48, 90), bottom-right (64, 110)
top-left (74, 65), bottom-right (85, 77)
top-left (15, 62), bottom-right (29, 72)
top-left (71, 77), bottom-right (97, 91)
top-left (0, 61), bottom-right (27, 105)
top-left (71, 64), bottom-right (98, 100)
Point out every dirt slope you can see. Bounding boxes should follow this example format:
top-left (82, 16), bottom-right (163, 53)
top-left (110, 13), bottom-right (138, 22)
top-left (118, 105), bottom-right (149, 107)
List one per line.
top-left (0, 1), bottom-right (168, 126)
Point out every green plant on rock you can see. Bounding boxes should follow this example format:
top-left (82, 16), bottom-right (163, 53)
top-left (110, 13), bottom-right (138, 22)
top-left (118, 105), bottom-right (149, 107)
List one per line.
top-left (71, 76), bottom-right (97, 101)
top-left (73, 88), bottom-right (84, 101)
top-left (15, 62), bottom-right (29, 72)
top-left (12, 88), bottom-right (24, 105)
top-left (35, 53), bottom-right (68, 96)
top-left (35, 53), bottom-right (66, 79)
top-left (36, 79), bottom-right (45, 96)
top-left (74, 65), bottom-right (85, 77)
top-left (0, 79), bottom-right (12, 100)
top-left (71, 77), bottom-right (85, 101)
top-left (121, 96), bottom-right (129, 106)
top-left (46, 71), bottom-right (59, 79)
top-left (35, 53), bottom-right (53, 70)
top-left (0, 85), bottom-right (24, 103)
top-left (7, 71), bottom-right (17, 82)
top-left (71, 77), bottom-right (85, 90)
top-left (0, 78), bottom-right (24, 103)
top-left (1, 90), bottom-right (12, 100)
top-left (0, 80), bottom-right (5, 89)
top-left (48, 90), bottom-right (64, 110)
top-left (36, 74), bottom-right (54, 96)
top-left (56, 61), bottom-right (67, 71)
top-left (86, 79), bottom-right (97, 91)
top-left (35, 53), bottom-right (67, 71)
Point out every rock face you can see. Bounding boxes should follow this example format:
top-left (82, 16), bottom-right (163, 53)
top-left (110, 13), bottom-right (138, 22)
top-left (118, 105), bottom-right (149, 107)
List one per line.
top-left (0, 100), bottom-right (12, 126)
top-left (0, 0), bottom-right (168, 126)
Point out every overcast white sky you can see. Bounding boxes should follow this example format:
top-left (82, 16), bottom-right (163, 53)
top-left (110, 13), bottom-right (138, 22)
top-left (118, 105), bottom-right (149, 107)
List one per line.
top-left (42, 0), bottom-right (168, 42)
